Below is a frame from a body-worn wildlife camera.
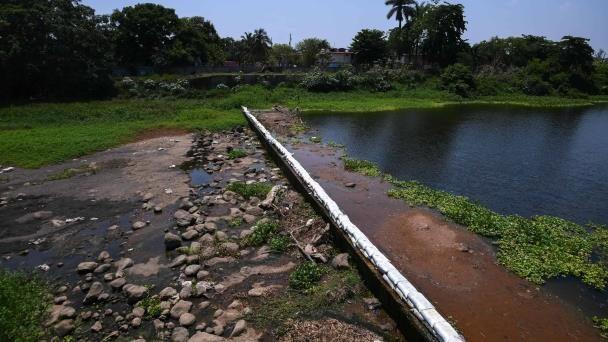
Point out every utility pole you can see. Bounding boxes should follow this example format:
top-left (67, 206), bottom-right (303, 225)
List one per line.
top-left (289, 33), bottom-right (292, 47)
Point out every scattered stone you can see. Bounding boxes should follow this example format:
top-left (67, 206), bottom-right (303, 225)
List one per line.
top-left (179, 312), bottom-right (196, 326)
top-left (59, 306), bottom-right (76, 319)
top-left (331, 253), bottom-right (350, 269)
top-left (110, 277), bottom-right (126, 290)
top-left (182, 230), bottom-right (199, 240)
top-left (172, 327), bottom-right (190, 342)
top-left (230, 320), bottom-right (247, 337)
top-left (143, 192), bottom-right (154, 202)
top-left (115, 257), bottom-right (134, 271)
top-left (97, 250), bottom-right (111, 261)
top-left (91, 321), bottom-right (103, 333)
top-left (196, 270), bottom-right (210, 280)
top-left (94, 263), bottom-right (111, 274)
top-left (132, 221), bottom-right (147, 230)
top-left (170, 254), bottom-right (187, 268)
top-left (84, 282), bottom-right (104, 304)
top-left (174, 209), bottom-right (195, 227)
top-left (165, 233), bottom-right (182, 250)
top-left (77, 261), bottom-right (98, 273)
top-left (131, 317), bottom-right (142, 328)
top-left (123, 284), bottom-right (147, 303)
top-left (220, 242), bottom-right (239, 255)
top-left (159, 287), bottom-right (178, 299)
top-left (132, 307), bottom-right (145, 318)
top-left (54, 296), bottom-right (67, 304)
top-left (189, 332), bottom-right (225, 342)
top-left (345, 182), bottom-right (357, 188)
top-left (184, 264), bottom-right (201, 276)
top-left (54, 319), bottom-right (75, 337)
top-left (170, 300), bottom-right (193, 319)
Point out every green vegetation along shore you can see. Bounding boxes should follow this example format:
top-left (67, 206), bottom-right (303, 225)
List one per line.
top-left (2, 84), bottom-right (607, 168)
top-left (343, 156), bottom-right (608, 290)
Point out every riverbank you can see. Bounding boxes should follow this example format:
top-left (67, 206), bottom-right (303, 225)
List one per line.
top-left (255, 108), bottom-right (603, 341)
top-left (2, 85), bottom-right (607, 168)
top-left (0, 128), bottom-right (402, 340)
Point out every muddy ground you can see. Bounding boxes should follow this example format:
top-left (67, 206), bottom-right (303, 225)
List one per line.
top-left (256, 109), bottom-right (603, 342)
top-left (0, 127), bottom-right (403, 341)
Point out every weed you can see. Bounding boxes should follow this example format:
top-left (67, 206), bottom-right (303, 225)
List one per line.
top-left (226, 181), bottom-right (272, 199)
top-left (593, 317), bottom-right (608, 338)
top-left (229, 217), bottom-right (244, 228)
top-left (269, 234), bottom-right (291, 253)
top-left (227, 149), bottom-right (248, 159)
top-left (242, 220), bottom-right (279, 247)
top-left (388, 179), bottom-right (608, 289)
top-left (309, 136), bottom-right (322, 143)
top-left (342, 157), bottom-right (382, 177)
top-left (139, 296), bottom-right (162, 318)
top-left (289, 262), bottom-right (328, 291)
top-left (45, 165), bottom-right (97, 181)
top-left (291, 122), bottom-right (308, 135)
top-left (0, 270), bottom-right (50, 341)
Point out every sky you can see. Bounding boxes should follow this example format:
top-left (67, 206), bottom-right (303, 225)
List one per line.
top-left (82, 0), bottom-right (608, 52)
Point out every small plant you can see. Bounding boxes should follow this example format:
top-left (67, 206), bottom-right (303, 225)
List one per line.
top-left (227, 149), bottom-right (248, 160)
top-left (269, 235), bottom-right (291, 253)
top-left (229, 217), bottom-right (244, 228)
top-left (242, 220), bottom-right (279, 247)
top-left (0, 270), bottom-right (50, 341)
top-left (45, 165), bottom-right (97, 181)
top-left (226, 181), bottom-right (272, 199)
top-left (342, 157), bottom-right (381, 177)
top-left (593, 317), bottom-right (608, 338)
top-left (139, 296), bottom-right (162, 318)
top-left (289, 262), bottom-right (327, 291)
top-left (309, 136), bottom-right (322, 143)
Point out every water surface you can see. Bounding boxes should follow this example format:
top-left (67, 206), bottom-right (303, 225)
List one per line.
top-left (304, 105), bottom-right (608, 225)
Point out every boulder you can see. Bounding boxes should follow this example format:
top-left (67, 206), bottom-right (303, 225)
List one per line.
top-left (331, 253), bottom-right (350, 269)
top-left (77, 261), bottom-right (98, 273)
top-left (123, 284), bottom-right (147, 303)
top-left (170, 300), bottom-right (193, 319)
top-left (174, 210), bottom-right (195, 227)
top-left (165, 233), bottom-right (182, 250)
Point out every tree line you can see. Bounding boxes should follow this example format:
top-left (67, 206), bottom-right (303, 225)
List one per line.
top-left (1, 0), bottom-right (606, 100)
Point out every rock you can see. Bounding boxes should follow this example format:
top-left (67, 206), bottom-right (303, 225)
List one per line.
top-left (114, 257), bottom-right (134, 271)
top-left (159, 287), bottom-right (178, 300)
top-left (180, 284), bottom-right (193, 299)
top-left (172, 327), bottom-right (190, 342)
top-left (54, 296), bottom-right (67, 304)
top-left (198, 301), bottom-right (211, 310)
top-left (184, 264), bottom-right (201, 276)
top-left (131, 317), bottom-right (142, 327)
top-left (220, 242), bottom-right (239, 255)
top-left (123, 284), bottom-right (147, 303)
top-left (109, 277), bottom-right (126, 290)
top-left (242, 214), bottom-right (256, 224)
top-left (196, 270), bottom-right (210, 280)
top-left (170, 300), bottom-right (193, 319)
top-left (215, 231), bottom-right (228, 242)
top-left (189, 332), bottom-right (225, 342)
top-left (143, 192), bottom-right (154, 202)
top-left (203, 222), bottom-right (217, 232)
top-left (331, 253), bottom-right (350, 269)
top-left (84, 282), bottom-right (104, 304)
top-left (345, 182), bottom-right (356, 188)
top-left (182, 230), bottom-right (199, 241)
top-left (91, 321), bottom-right (102, 333)
top-left (170, 254), bottom-right (187, 268)
top-left (245, 206), bottom-right (263, 216)
top-left (195, 323), bottom-right (207, 331)
top-left (230, 320), bottom-right (247, 337)
top-left (179, 312), bottom-right (196, 326)
top-left (59, 306), bottom-right (76, 319)
top-left (153, 319), bottom-right (165, 331)
top-left (94, 263), bottom-right (111, 274)
top-left (200, 246), bottom-right (216, 259)
top-left (165, 233), bottom-right (182, 250)
top-left (174, 210), bottom-right (195, 227)
top-left (363, 297), bottom-right (381, 310)
top-left (97, 250), bottom-right (111, 261)
top-left (154, 206), bottom-right (163, 213)
top-left (132, 221), bottom-right (147, 230)
top-left (180, 198), bottom-right (194, 210)
top-left (54, 319), bottom-right (75, 337)
top-left (77, 261), bottom-right (98, 273)
top-left (132, 307), bottom-right (145, 318)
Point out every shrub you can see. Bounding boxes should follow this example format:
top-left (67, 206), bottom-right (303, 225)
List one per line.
top-left (227, 149), bottom-right (248, 159)
top-left (269, 234), bottom-right (291, 253)
top-left (242, 220), bottom-right (279, 247)
top-left (522, 76), bottom-right (552, 96)
top-left (301, 71), bottom-right (340, 92)
top-left (0, 270), bottom-right (50, 341)
top-left (440, 63), bottom-right (475, 97)
top-left (139, 296), bottom-right (162, 318)
top-left (289, 262), bottom-right (327, 290)
top-left (226, 182), bottom-right (272, 199)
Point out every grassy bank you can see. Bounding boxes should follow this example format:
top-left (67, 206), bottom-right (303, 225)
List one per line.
top-left (339, 156), bottom-right (608, 289)
top-left (0, 270), bottom-right (51, 341)
top-left (2, 85), bottom-right (607, 168)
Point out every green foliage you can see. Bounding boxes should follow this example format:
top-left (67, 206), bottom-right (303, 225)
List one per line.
top-left (593, 317), bottom-right (608, 338)
top-left (418, 3), bottom-right (467, 67)
top-left (242, 220), bottom-right (279, 247)
top-left (289, 262), bottom-right (328, 291)
top-left (240, 29), bottom-right (272, 64)
top-left (0, 0), bottom-right (114, 100)
top-left (269, 234), bottom-right (291, 253)
top-left (342, 157), bottom-right (382, 177)
top-left (387, 180), bottom-right (608, 288)
top-left (229, 217), bottom-right (244, 228)
top-left (441, 63), bottom-right (475, 97)
top-left (0, 270), bottom-right (50, 342)
top-left (226, 181), bottom-right (272, 200)
top-left (296, 38), bottom-right (331, 67)
top-left (350, 29), bottom-right (388, 66)
top-left (227, 149), bottom-right (248, 159)
top-left (139, 296), bottom-right (162, 318)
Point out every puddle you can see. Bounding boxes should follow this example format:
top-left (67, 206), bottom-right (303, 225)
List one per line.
top-left (190, 169), bottom-right (213, 187)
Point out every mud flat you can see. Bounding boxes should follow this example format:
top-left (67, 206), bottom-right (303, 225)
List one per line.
top-left (0, 128), bottom-right (402, 340)
top-left (255, 108), bottom-right (602, 342)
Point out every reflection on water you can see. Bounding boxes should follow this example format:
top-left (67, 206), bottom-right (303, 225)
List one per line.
top-left (304, 105), bottom-right (608, 225)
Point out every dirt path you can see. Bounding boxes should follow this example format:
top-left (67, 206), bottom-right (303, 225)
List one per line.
top-left (257, 110), bottom-right (602, 342)
top-left (0, 129), bottom-right (402, 341)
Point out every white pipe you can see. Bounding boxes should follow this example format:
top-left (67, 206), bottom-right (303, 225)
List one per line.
top-left (242, 106), bottom-right (465, 342)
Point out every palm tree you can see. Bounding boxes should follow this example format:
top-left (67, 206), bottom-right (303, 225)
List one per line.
top-left (385, 0), bottom-right (417, 29)
top-left (241, 29), bottom-right (272, 64)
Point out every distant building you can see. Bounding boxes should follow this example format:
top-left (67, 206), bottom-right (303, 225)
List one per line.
top-left (328, 48), bottom-right (352, 69)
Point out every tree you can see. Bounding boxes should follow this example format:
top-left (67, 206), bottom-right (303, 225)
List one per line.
top-left (296, 38), bottom-right (331, 67)
top-left (270, 44), bottom-right (299, 67)
top-left (385, 0), bottom-right (417, 29)
top-left (418, 3), bottom-right (467, 66)
top-left (350, 29), bottom-right (388, 67)
top-left (241, 28), bottom-right (272, 64)
top-left (164, 17), bottom-right (224, 67)
top-left (110, 3), bottom-right (179, 67)
top-left (0, 0), bottom-right (114, 100)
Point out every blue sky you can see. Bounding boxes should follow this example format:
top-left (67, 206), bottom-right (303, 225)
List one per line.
top-left (82, 0), bottom-right (608, 52)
